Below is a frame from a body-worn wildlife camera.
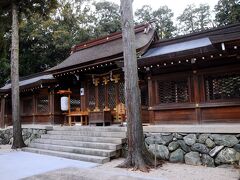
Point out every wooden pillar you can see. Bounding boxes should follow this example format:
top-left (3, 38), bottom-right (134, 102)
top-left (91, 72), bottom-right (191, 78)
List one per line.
top-left (80, 81), bottom-right (86, 111)
top-left (104, 84), bottom-right (109, 110)
top-left (193, 70), bottom-right (201, 124)
top-left (147, 76), bottom-right (154, 108)
top-left (4, 97), bottom-right (10, 126)
top-left (49, 89), bottom-right (54, 124)
top-left (0, 97), bottom-right (5, 128)
top-left (147, 76), bottom-right (155, 124)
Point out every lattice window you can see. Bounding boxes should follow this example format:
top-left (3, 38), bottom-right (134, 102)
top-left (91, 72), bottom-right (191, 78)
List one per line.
top-left (88, 82), bottom-right (96, 111)
top-left (37, 95), bottom-right (49, 113)
top-left (108, 81), bottom-right (116, 109)
top-left (70, 97), bottom-right (80, 111)
top-left (98, 83), bottom-right (105, 110)
top-left (119, 81), bottom-right (125, 104)
top-left (22, 98), bottom-right (33, 114)
top-left (205, 73), bottom-right (240, 101)
top-left (157, 79), bottom-right (189, 104)
top-left (141, 85), bottom-right (148, 106)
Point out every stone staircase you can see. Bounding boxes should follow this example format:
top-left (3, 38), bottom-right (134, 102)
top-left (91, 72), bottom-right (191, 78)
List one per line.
top-left (22, 126), bottom-right (127, 164)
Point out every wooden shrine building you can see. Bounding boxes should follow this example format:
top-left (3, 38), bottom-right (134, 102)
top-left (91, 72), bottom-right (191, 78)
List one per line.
top-left (0, 23), bottom-right (240, 127)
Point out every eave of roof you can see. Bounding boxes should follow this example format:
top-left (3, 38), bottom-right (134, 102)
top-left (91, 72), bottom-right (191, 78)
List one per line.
top-left (0, 74), bottom-right (55, 93)
top-left (139, 23), bottom-right (240, 65)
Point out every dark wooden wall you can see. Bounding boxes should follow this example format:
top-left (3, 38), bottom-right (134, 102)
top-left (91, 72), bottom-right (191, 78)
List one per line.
top-left (148, 64), bottom-right (240, 124)
top-left (0, 88), bottom-right (65, 127)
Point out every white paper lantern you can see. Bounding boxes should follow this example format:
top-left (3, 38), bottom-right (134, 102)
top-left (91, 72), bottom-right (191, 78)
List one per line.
top-left (61, 96), bottom-right (68, 111)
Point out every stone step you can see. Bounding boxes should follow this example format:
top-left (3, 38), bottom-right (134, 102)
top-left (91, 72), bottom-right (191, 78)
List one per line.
top-left (33, 139), bottom-right (122, 150)
top-left (53, 126), bottom-right (127, 132)
top-left (29, 143), bottom-right (116, 157)
top-left (47, 130), bottom-right (126, 138)
top-left (22, 147), bottom-right (109, 164)
top-left (41, 134), bottom-right (126, 144)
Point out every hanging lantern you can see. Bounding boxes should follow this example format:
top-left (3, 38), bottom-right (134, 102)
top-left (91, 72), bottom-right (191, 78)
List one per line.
top-left (61, 96), bottom-right (68, 111)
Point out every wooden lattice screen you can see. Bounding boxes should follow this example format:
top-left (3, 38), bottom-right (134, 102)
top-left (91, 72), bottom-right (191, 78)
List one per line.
top-left (108, 81), bottom-right (116, 109)
top-left (157, 79), bottom-right (189, 104)
top-left (205, 73), bottom-right (240, 101)
top-left (88, 82), bottom-right (96, 111)
top-left (70, 97), bottom-right (80, 111)
top-left (98, 82), bottom-right (105, 110)
top-left (119, 81), bottom-right (125, 104)
top-left (37, 95), bottom-right (49, 113)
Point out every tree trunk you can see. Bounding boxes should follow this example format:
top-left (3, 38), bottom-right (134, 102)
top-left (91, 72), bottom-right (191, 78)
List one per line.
top-left (11, 1), bottom-right (25, 149)
top-left (118, 0), bottom-right (154, 172)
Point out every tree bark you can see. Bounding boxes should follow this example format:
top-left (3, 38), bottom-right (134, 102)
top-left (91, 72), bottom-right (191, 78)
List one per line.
top-left (118, 0), bottom-right (155, 172)
top-left (11, 1), bottom-right (25, 149)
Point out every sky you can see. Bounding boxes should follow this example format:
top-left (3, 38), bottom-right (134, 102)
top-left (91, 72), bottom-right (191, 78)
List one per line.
top-left (108, 0), bottom-right (219, 19)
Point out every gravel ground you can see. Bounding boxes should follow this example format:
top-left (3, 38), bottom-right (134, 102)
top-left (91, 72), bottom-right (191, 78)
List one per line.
top-left (94, 158), bottom-right (240, 180)
top-left (0, 145), bottom-right (14, 153)
top-left (1, 145), bottom-right (239, 180)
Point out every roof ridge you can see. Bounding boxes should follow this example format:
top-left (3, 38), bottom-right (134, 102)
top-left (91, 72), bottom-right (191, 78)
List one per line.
top-left (71, 23), bottom-right (153, 53)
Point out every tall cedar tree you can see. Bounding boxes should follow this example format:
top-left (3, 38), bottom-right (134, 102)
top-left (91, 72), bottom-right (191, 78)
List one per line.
top-left (119, 0), bottom-right (157, 172)
top-left (11, 1), bottom-right (24, 149)
top-left (0, 0), bottom-right (57, 149)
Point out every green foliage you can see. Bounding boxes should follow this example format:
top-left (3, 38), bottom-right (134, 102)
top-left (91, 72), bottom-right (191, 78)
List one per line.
top-left (0, 0), bottom-right (59, 86)
top-left (177, 4), bottom-right (197, 33)
top-left (196, 4), bottom-right (212, 30)
top-left (92, 0), bottom-right (121, 37)
top-left (135, 5), bottom-right (176, 39)
top-left (215, 0), bottom-right (240, 25)
top-left (177, 4), bottom-right (213, 34)
top-left (153, 6), bottom-right (176, 39)
top-left (19, 0), bottom-right (93, 76)
top-left (135, 5), bottom-right (153, 23)
top-left (0, 0), bottom-right (123, 84)
top-left (0, 7), bottom-right (11, 86)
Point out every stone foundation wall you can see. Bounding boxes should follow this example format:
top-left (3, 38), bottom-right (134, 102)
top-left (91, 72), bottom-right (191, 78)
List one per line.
top-left (0, 128), bottom-right (47, 146)
top-left (145, 132), bottom-right (240, 167)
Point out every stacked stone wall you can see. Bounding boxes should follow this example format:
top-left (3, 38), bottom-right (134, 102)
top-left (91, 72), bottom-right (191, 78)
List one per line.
top-left (0, 128), bottom-right (47, 146)
top-left (144, 132), bottom-right (240, 167)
